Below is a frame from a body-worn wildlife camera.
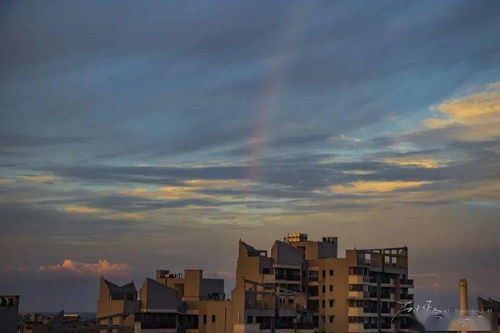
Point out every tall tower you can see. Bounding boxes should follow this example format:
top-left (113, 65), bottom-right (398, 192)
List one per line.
top-left (459, 278), bottom-right (468, 314)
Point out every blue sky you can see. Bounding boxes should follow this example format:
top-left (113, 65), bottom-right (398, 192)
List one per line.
top-left (1, 0), bottom-right (499, 311)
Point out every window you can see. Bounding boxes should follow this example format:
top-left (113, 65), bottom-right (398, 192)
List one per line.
top-left (329, 299), bottom-right (334, 307)
top-left (262, 268), bottom-right (271, 274)
top-left (322, 285), bottom-right (325, 293)
top-left (309, 270), bottom-right (319, 281)
top-left (329, 269), bottom-right (333, 276)
top-left (329, 316), bottom-right (334, 323)
top-left (329, 285), bottom-right (333, 292)
top-left (212, 315), bottom-right (216, 323)
top-left (322, 300), bottom-right (325, 308)
top-left (203, 314), bottom-right (207, 324)
top-left (322, 270), bottom-right (326, 278)
top-left (247, 316), bottom-right (253, 323)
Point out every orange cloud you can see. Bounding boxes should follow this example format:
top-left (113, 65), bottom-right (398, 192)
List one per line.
top-left (39, 259), bottom-right (130, 276)
top-left (424, 82), bottom-right (500, 140)
top-left (63, 205), bottom-right (143, 220)
top-left (119, 179), bottom-right (252, 201)
top-left (331, 181), bottom-right (432, 194)
top-left (64, 205), bottom-right (106, 214)
top-left (19, 174), bottom-right (60, 183)
top-left (384, 157), bottom-right (441, 169)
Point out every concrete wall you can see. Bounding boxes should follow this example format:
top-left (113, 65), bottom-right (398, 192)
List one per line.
top-left (271, 241), bottom-right (303, 267)
top-left (140, 278), bottom-right (179, 312)
top-left (97, 279), bottom-right (140, 318)
top-left (189, 300), bottom-right (232, 333)
top-left (200, 278), bottom-right (225, 299)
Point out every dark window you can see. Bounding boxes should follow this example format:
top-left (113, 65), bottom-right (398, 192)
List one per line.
top-left (262, 268), bottom-right (271, 274)
top-left (329, 269), bottom-right (334, 276)
top-left (329, 285), bottom-right (333, 292)
top-left (329, 299), bottom-right (334, 307)
top-left (247, 316), bottom-right (253, 323)
top-left (322, 285), bottom-right (325, 293)
top-left (180, 314), bottom-right (198, 329)
top-left (212, 315), bottom-right (216, 323)
top-left (329, 316), bottom-right (334, 323)
top-left (203, 315), bottom-right (207, 324)
top-left (321, 300), bottom-right (325, 308)
top-left (322, 270), bottom-right (326, 278)
top-left (308, 286), bottom-right (319, 296)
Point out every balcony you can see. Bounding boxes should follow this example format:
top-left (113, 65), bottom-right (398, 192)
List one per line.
top-left (348, 323), bottom-right (364, 332)
top-left (380, 278), bottom-right (395, 286)
top-left (348, 291), bottom-right (366, 299)
top-left (348, 307), bottom-right (364, 316)
top-left (400, 279), bottom-right (414, 287)
top-left (348, 275), bottom-right (369, 284)
top-left (348, 323), bottom-right (377, 332)
top-left (400, 294), bottom-right (413, 301)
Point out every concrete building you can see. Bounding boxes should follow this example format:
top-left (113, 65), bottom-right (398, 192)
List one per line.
top-left (232, 234), bottom-right (413, 333)
top-left (97, 269), bottom-right (231, 333)
top-left (97, 279), bottom-right (140, 319)
top-left (0, 295), bottom-right (20, 333)
top-left (96, 233), bottom-right (413, 333)
top-left (19, 311), bottom-right (96, 333)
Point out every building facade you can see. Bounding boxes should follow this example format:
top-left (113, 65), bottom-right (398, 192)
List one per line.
top-left (232, 234), bottom-right (413, 333)
top-left (96, 233), bottom-right (413, 333)
top-left (97, 269), bottom-right (231, 333)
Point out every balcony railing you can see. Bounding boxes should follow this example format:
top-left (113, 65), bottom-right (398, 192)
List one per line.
top-left (275, 274), bottom-right (301, 281)
top-left (400, 294), bottom-right (413, 300)
top-left (364, 323), bottom-right (377, 329)
top-left (400, 279), bottom-right (414, 286)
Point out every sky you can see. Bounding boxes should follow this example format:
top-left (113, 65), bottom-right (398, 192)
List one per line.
top-left (0, 0), bottom-right (499, 312)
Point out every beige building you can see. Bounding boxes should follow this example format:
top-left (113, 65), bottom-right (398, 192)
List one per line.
top-left (96, 233), bottom-right (413, 333)
top-left (232, 233), bottom-right (413, 333)
top-left (97, 269), bottom-right (231, 333)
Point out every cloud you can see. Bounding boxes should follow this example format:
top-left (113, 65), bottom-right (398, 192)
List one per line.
top-left (424, 83), bottom-right (500, 141)
top-left (19, 174), bottom-right (60, 183)
top-left (38, 259), bottom-right (130, 276)
top-left (384, 157), bottom-right (442, 169)
top-left (330, 181), bottom-right (433, 194)
top-left (119, 178), bottom-right (252, 202)
top-left (64, 205), bottom-right (143, 220)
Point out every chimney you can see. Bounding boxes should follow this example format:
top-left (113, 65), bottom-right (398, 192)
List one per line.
top-left (458, 278), bottom-right (468, 314)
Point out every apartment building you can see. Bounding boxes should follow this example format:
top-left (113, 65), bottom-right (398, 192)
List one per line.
top-left (96, 233), bottom-right (413, 333)
top-left (230, 238), bottom-right (316, 332)
top-left (232, 233), bottom-right (413, 333)
top-left (97, 269), bottom-right (231, 333)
